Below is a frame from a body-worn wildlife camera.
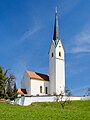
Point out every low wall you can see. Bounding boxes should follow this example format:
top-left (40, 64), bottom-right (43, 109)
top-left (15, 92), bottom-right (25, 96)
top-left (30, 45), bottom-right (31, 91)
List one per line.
top-left (15, 96), bottom-right (56, 106)
top-left (82, 96), bottom-right (90, 100)
top-left (15, 95), bottom-right (86, 106)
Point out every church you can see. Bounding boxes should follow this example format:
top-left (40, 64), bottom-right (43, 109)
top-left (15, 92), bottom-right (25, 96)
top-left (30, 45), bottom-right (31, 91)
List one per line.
top-left (20, 9), bottom-right (65, 96)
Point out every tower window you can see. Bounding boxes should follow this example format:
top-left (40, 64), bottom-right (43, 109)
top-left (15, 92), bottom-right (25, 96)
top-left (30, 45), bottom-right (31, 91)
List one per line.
top-left (52, 53), bottom-right (53, 57)
top-left (40, 86), bottom-right (42, 93)
top-left (59, 52), bottom-right (61, 57)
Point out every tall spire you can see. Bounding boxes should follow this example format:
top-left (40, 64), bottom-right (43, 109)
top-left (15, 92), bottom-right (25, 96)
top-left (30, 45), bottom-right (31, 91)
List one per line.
top-left (53, 7), bottom-right (60, 45)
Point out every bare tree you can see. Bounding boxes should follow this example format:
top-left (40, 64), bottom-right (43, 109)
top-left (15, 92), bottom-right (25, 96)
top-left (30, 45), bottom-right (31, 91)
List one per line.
top-left (87, 88), bottom-right (90, 96)
top-left (55, 87), bottom-right (72, 109)
top-left (65, 86), bottom-right (72, 96)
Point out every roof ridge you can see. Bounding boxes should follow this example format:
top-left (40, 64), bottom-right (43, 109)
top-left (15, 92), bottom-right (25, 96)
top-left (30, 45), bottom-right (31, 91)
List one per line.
top-left (26, 70), bottom-right (49, 76)
top-left (26, 70), bottom-right (49, 81)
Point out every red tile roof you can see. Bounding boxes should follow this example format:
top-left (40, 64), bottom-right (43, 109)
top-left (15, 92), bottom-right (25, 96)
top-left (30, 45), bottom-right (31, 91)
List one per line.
top-left (17, 88), bottom-right (27, 94)
top-left (26, 70), bottom-right (49, 81)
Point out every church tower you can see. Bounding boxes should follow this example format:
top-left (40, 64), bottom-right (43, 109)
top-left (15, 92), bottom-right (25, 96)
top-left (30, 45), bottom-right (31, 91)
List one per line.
top-left (49, 9), bottom-right (65, 95)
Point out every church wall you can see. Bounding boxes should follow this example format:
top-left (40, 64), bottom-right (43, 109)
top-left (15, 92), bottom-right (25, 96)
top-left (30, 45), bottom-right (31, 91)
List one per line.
top-left (21, 72), bottom-right (31, 95)
top-left (30, 79), bottom-right (49, 95)
top-left (56, 40), bottom-right (64, 59)
top-left (56, 59), bottom-right (65, 94)
top-left (55, 40), bottom-right (65, 94)
top-left (49, 41), bottom-right (56, 94)
top-left (49, 40), bottom-right (65, 95)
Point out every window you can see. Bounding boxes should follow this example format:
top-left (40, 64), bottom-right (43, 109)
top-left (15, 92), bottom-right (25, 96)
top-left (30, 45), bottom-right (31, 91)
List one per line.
top-left (51, 53), bottom-right (53, 57)
top-left (59, 52), bottom-right (61, 57)
top-left (40, 86), bottom-right (42, 93)
top-left (45, 87), bottom-right (48, 94)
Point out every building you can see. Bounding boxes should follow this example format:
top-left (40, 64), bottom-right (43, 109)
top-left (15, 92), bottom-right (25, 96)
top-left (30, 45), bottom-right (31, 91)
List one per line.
top-left (21, 9), bottom-right (65, 96)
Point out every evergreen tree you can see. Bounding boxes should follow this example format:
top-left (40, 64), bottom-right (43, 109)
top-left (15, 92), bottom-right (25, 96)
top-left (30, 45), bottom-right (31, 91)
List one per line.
top-left (0, 67), bottom-right (7, 98)
top-left (13, 82), bottom-right (17, 94)
top-left (6, 80), bottom-right (13, 97)
top-left (0, 66), bottom-right (17, 100)
top-left (6, 75), bottom-right (18, 100)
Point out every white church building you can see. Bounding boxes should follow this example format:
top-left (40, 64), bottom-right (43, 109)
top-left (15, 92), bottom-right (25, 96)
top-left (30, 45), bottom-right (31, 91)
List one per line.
top-left (20, 9), bottom-right (65, 96)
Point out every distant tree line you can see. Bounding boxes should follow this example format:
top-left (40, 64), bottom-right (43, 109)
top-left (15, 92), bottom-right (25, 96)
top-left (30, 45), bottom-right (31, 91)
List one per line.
top-left (0, 66), bottom-right (17, 100)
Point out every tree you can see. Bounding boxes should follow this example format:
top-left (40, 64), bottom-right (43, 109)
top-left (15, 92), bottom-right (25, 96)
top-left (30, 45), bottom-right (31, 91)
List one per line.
top-left (0, 66), bottom-right (17, 100)
top-left (55, 87), bottom-right (72, 109)
top-left (6, 74), bottom-right (18, 100)
top-left (13, 82), bottom-right (17, 94)
top-left (0, 66), bottom-right (7, 98)
top-left (6, 80), bottom-right (13, 97)
top-left (65, 86), bottom-right (72, 96)
top-left (87, 88), bottom-right (90, 96)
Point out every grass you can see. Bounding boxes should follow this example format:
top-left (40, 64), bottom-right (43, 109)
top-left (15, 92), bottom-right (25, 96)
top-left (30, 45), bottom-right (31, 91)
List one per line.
top-left (0, 100), bottom-right (90, 120)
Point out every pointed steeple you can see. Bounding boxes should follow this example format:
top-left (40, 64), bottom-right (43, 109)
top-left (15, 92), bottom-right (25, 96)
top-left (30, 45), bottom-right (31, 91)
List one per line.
top-left (53, 7), bottom-right (60, 45)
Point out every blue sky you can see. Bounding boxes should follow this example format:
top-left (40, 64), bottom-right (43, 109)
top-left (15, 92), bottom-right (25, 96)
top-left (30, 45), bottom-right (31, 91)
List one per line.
top-left (0, 0), bottom-right (90, 96)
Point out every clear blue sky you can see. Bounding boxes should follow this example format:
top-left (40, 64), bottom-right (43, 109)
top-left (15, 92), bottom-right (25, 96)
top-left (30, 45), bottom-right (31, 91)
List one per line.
top-left (0, 0), bottom-right (90, 96)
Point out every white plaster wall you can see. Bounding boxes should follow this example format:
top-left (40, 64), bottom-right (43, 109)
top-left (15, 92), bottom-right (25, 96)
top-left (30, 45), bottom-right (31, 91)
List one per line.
top-left (69, 96), bottom-right (82, 101)
top-left (56, 40), bottom-right (64, 60)
top-left (49, 40), bottom-right (65, 95)
top-left (55, 40), bottom-right (65, 94)
top-left (56, 59), bottom-right (65, 94)
top-left (15, 96), bottom-right (55, 106)
top-left (15, 96), bottom-right (84, 106)
top-left (24, 96), bottom-right (55, 106)
top-left (30, 79), bottom-right (49, 95)
top-left (49, 41), bottom-right (56, 94)
top-left (49, 42), bottom-right (55, 94)
top-left (21, 72), bottom-right (31, 95)
top-left (82, 96), bottom-right (90, 100)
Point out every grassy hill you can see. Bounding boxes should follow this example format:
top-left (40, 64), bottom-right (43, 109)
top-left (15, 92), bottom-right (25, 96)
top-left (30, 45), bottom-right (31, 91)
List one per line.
top-left (0, 100), bottom-right (90, 120)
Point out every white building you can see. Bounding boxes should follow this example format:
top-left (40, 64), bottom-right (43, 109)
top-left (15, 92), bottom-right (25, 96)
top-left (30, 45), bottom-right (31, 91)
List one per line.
top-left (20, 10), bottom-right (65, 96)
top-left (21, 70), bottom-right (49, 95)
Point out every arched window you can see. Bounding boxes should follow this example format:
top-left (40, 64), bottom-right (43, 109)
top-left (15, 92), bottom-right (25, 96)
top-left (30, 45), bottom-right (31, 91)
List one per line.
top-left (59, 52), bottom-right (61, 57)
top-left (51, 53), bottom-right (53, 57)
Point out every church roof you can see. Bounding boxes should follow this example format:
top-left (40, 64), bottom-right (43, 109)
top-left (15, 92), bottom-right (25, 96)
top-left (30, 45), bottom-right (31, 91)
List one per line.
top-left (53, 8), bottom-right (60, 45)
top-left (17, 88), bottom-right (27, 94)
top-left (26, 70), bottom-right (49, 81)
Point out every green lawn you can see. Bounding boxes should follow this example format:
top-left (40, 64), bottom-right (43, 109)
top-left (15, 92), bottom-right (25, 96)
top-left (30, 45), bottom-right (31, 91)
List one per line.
top-left (0, 101), bottom-right (90, 120)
